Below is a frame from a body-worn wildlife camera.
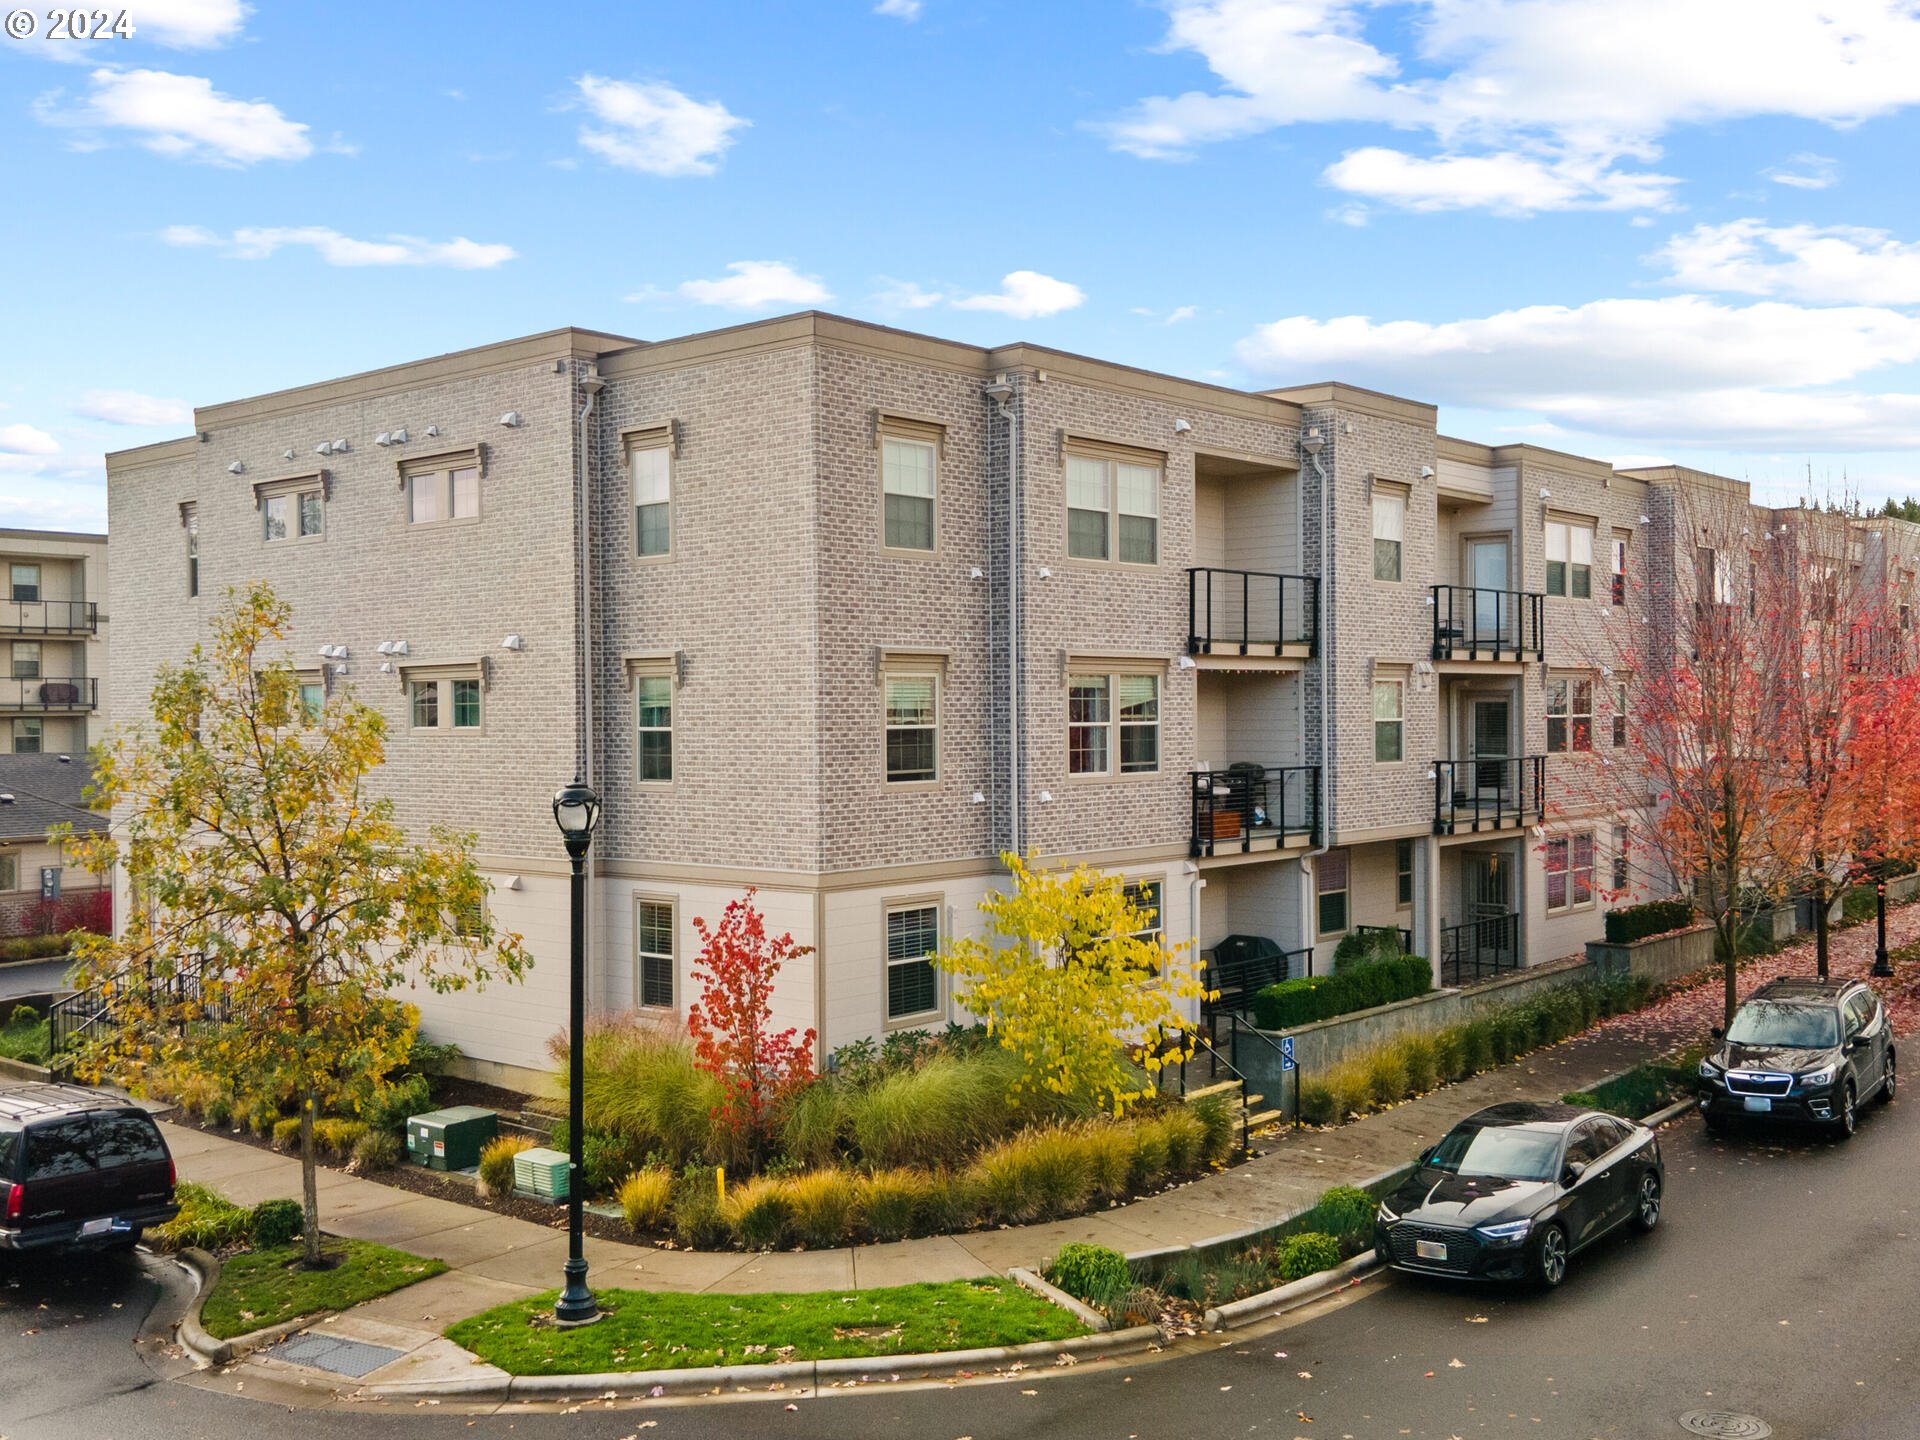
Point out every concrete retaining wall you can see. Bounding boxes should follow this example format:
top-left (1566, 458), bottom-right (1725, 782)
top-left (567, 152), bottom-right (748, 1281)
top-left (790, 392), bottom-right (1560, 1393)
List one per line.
top-left (1585, 923), bottom-right (1715, 986)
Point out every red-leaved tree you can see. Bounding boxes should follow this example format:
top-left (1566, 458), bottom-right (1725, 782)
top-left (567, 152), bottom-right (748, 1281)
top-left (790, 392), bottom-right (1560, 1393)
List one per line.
top-left (687, 889), bottom-right (815, 1169)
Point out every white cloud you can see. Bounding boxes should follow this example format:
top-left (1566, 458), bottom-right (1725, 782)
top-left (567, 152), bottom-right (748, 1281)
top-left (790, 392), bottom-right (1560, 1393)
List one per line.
top-left (1324, 147), bottom-right (1677, 214)
top-left (1236, 294), bottom-right (1920, 446)
top-left (0, 424), bottom-right (60, 456)
top-left (574, 76), bottom-right (747, 177)
top-left (1102, 1), bottom-right (1920, 212)
top-left (668, 260), bottom-right (831, 310)
top-left (1165, 305), bottom-right (1199, 324)
top-left (872, 278), bottom-right (946, 310)
top-left (1656, 220), bottom-right (1920, 306)
top-left (951, 271), bottom-right (1085, 319)
top-left (35, 67), bottom-right (313, 165)
top-left (73, 390), bottom-right (194, 427)
top-left (875, 0), bottom-right (923, 16)
top-left (161, 225), bottom-right (516, 269)
top-left (1765, 152), bottom-right (1839, 190)
top-left (0, 470), bottom-right (107, 532)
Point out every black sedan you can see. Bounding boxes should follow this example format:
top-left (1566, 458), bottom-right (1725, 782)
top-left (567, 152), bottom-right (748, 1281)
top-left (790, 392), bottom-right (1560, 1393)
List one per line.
top-left (1374, 1101), bottom-right (1663, 1289)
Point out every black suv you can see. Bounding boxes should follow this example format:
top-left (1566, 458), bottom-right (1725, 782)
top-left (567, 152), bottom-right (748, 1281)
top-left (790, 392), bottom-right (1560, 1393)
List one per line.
top-left (0, 1083), bottom-right (177, 1254)
top-left (1698, 978), bottom-right (1896, 1138)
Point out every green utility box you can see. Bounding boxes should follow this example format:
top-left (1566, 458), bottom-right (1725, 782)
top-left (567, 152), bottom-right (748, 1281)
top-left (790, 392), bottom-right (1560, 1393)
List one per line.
top-left (406, 1106), bottom-right (498, 1172)
top-left (514, 1146), bottom-right (570, 1201)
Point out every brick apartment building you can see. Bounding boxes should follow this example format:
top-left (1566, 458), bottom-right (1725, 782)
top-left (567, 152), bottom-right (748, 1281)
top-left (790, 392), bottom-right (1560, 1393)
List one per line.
top-left (102, 314), bottom-right (1904, 1087)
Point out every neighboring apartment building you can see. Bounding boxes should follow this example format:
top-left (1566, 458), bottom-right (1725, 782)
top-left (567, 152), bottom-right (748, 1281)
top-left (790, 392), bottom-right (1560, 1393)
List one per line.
top-left (0, 753), bottom-right (108, 937)
top-left (0, 529), bottom-right (107, 758)
top-left (107, 313), bottom-right (1804, 1087)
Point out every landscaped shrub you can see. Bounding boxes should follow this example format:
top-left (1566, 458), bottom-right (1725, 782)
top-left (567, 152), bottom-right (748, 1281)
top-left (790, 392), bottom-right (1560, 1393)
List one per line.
top-left (722, 1174), bottom-right (794, 1250)
top-left (1604, 897), bottom-right (1695, 944)
top-left (1188, 1092), bottom-right (1236, 1165)
top-left (1332, 928), bottom-right (1402, 971)
top-left (249, 1198), bottom-right (304, 1248)
top-left (845, 1050), bottom-right (1025, 1169)
top-left (313, 1118), bottom-right (368, 1158)
top-left (364, 1072), bottom-right (431, 1134)
top-left (1363, 1047), bottom-right (1409, 1107)
top-left (352, 1129), bottom-right (402, 1172)
top-left (150, 1182), bottom-right (253, 1252)
top-left (915, 1169), bottom-right (977, 1236)
top-left (1124, 1119), bottom-right (1170, 1190)
top-left (477, 1135), bottom-right (534, 1195)
top-left (1150, 1107), bottom-right (1206, 1174)
top-left (778, 1078), bottom-right (846, 1170)
top-left (1276, 1231), bottom-right (1341, 1282)
top-left (969, 1126), bottom-right (1092, 1223)
top-left (1079, 1122), bottom-right (1134, 1202)
top-left (616, 1167), bottom-right (674, 1232)
top-left (582, 1129), bottom-right (647, 1194)
top-left (270, 1117), bottom-right (303, 1150)
top-left (1304, 1184), bottom-right (1376, 1242)
top-left (561, 1015), bottom-right (729, 1167)
top-left (1399, 1032), bottom-right (1440, 1094)
top-left (855, 1169), bottom-right (927, 1242)
top-left (1251, 952), bottom-right (1431, 1030)
top-left (671, 1169), bottom-right (729, 1249)
top-left (1296, 1077), bottom-right (1338, 1127)
top-left (1326, 1058), bottom-right (1374, 1123)
top-left (782, 1169), bottom-right (858, 1248)
top-left (1046, 1243), bottom-right (1130, 1306)
top-left (0, 1005), bottom-right (49, 1065)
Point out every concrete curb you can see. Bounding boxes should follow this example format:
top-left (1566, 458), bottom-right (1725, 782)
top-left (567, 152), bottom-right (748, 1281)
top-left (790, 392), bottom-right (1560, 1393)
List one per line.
top-left (358, 1324), bottom-right (1164, 1402)
top-left (172, 1247), bottom-right (329, 1368)
top-left (1643, 1096), bottom-right (1698, 1129)
top-left (1007, 1266), bottom-right (1110, 1332)
top-left (1203, 1251), bottom-right (1379, 1331)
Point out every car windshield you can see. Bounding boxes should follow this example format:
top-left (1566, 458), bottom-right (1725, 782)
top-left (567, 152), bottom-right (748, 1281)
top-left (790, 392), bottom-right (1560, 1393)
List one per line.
top-left (1427, 1124), bottom-right (1561, 1182)
top-left (1726, 1001), bottom-right (1839, 1049)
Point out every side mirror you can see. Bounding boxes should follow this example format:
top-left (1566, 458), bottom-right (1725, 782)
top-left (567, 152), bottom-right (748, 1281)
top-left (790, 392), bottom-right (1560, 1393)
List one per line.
top-left (1561, 1161), bottom-right (1586, 1187)
top-left (1848, 1035), bottom-right (1869, 1052)
top-left (1710, 1026), bottom-right (1725, 1040)
top-left (1417, 1145), bottom-right (1436, 1165)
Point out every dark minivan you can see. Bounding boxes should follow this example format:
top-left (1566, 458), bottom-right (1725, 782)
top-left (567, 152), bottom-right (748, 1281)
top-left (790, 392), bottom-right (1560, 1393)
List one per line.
top-left (0, 1083), bottom-right (177, 1254)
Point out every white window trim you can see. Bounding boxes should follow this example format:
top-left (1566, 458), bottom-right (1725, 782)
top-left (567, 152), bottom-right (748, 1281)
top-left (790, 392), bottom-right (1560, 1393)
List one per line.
top-left (1546, 672), bottom-right (1595, 754)
top-left (882, 895), bottom-right (946, 1029)
top-left (1065, 666), bottom-right (1160, 780)
top-left (1546, 830), bottom-right (1597, 914)
top-left (629, 657), bottom-right (675, 786)
top-left (883, 670), bottom-right (940, 788)
top-left (878, 415), bottom-right (942, 557)
top-left (399, 446), bottom-right (485, 530)
top-left (626, 426), bottom-right (674, 562)
top-left (634, 893), bottom-right (677, 1011)
top-left (1545, 517), bottom-right (1596, 599)
top-left (1064, 441), bottom-right (1163, 568)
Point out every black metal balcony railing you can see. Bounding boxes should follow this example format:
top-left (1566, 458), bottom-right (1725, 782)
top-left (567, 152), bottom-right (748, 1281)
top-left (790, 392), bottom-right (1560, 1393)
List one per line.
top-left (1441, 912), bottom-right (1521, 987)
top-left (1430, 585), bottom-right (1544, 661)
top-left (0, 599), bottom-right (98, 635)
top-left (1433, 755), bottom-right (1545, 835)
top-left (1189, 568), bottom-right (1319, 657)
top-left (0, 676), bottom-right (98, 711)
top-left (1353, 923), bottom-right (1413, 954)
top-left (1191, 762), bottom-right (1320, 857)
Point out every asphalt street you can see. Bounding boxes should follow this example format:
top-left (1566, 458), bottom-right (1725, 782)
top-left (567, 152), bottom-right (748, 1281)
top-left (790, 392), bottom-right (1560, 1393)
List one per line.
top-left (0, 959), bottom-right (69, 1002)
top-left (2, 1093), bottom-right (1914, 1440)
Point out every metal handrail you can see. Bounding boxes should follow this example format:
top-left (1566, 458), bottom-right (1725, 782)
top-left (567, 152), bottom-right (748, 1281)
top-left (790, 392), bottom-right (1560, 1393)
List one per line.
top-left (1441, 912), bottom-right (1521, 987)
top-left (1353, 924), bottom-right (1413, 954)
top-left (1188, 568), bottom-right (1319, 657)
top-left (0, 599), bottom-right (98, 634)
top-left (1434, 755), bottom-right (1545, 834)
top-left (0, 675), bottom-right (98, 710)
top-left (1191, 762), bottom-right (1320, 856)
top-left (1168, 1025), bottom-right (1255, 1155)
top-left (1430, 585), bottom-right (1544, 661)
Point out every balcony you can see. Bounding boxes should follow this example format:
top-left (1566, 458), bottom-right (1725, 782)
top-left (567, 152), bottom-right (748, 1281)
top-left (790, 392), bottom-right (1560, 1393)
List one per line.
top-left (1433, 756), bottom-right (1545, 835)
top-left (1188, 568), bottom-right (1318, 660)
top-left (0, 676), bottom-right (98, 712)
top-left (1430, 586), bottom-right (1543, 663)
top-left (1191, 762), bottom-right (1320, 858)
top-left (1440, 912), bottom-right (1521, 987)
top-left (0, 599), bottom-right (98, 636)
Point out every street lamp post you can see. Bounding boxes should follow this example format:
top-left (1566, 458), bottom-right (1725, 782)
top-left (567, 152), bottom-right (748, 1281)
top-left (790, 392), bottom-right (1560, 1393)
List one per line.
top-left (552, 775), bottom-right (601, 1327)
top-left (1874, 877), bottom-right (1894, 979)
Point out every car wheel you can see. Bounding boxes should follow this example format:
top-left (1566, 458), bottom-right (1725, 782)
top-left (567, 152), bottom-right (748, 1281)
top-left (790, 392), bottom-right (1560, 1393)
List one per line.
top-left (1834, 1082), bottom-right (1858, 1139)
top-left (1530, 1221), bottom-right (1569, 1290)
top-left (1881, 1049), bottom-right (1897, 1105)
top-left (1631, 1170), bottom-right (1662, 1233)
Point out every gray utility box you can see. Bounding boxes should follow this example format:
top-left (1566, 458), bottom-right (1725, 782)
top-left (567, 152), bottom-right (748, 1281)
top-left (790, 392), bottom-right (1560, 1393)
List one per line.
top-left (406, 1106), bottom-right (498, 1171)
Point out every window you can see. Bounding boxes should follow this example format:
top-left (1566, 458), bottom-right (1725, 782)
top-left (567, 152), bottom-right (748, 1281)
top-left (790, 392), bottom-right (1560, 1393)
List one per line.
top-left (636, 898), bottom-right (675, 1010)
top-left (1610, 536), bottom-right (1627, 606)
top-left (406, 459), bottom-right (481, 527)
top-left (1316, 849), bottom-right (1350, 936)
top-left (1065, 450), bottom-right (1161, 565)
top-left (1069, 672), bottom-right (1159, 775)
top-left (1611, 678), bottom-right (1628, 748)
top-left (1396, 838), bottom-right (1415, 907)
top-left (1068, 675), bottom-right (1109, 773)
top-left (1546, 832), bottom-right (1595, 913)
top-left (636, 675), bottom-right (673, 782)
top-left (184, 503), bottom-right (199, 597)
top-left (881, 434), bottom-right (937, 551)
top-left (410, 681), bottom-right (438, 729)
top-left (0, 852), bottom-right (16, 890)
top-left (1118, 675), bottom-right (1159, 773)
top-left (298, 680), bottom-right (325, 721)
top-left (1612, 824), bottom-right (1629, 892)
top-left (1124, 881), bottom-right (1164, 944)
top-left (883, 674), bottom-right (938, 783)
top-left (1546, 676), bottom-right (1593, 753)
top-left (11, 642), bottom-right (39, 680)
top-left (451, 678), bottom-right (481, 729)
top-left (9, 564), bottom-right (39, 602)
top-left (885, 903), bottom-right (941, 1022)
top-left (1564, 1121), bottom-right (1606, 1167)
top-left (1695, 546), bottom-right (1734, 607)
top-left (1373, 488), bottom-right (1406, 581)
top-left (1373, 678), bottom-right (1404, 762)
top-left (12, 718), bottom-right (41, 754)
top-left (24, 1119), bottom-right (94, 1181)
top-left (262, 483), bottom-right (323, 541)
top-left (1546, 520), bottom-right (1593, 598)
top-left (630, 438), bottom-right (671, 556)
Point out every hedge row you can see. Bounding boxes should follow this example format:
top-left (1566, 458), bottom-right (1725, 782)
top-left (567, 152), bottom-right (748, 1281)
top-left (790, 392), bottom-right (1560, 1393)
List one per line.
top-left (1603, 898), bottom-right (1695, 945)
top-left (1251, 952), bottom-right (1431, 1031)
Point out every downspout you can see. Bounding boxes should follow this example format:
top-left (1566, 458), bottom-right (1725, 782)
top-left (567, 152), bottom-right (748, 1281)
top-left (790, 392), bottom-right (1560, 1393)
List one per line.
top-left (575, 368), bottom-right (605, 993)
top-left (1301, 427), bottom-right (1333, 968)
top-left (986, 377), bottom-right (1019, 857)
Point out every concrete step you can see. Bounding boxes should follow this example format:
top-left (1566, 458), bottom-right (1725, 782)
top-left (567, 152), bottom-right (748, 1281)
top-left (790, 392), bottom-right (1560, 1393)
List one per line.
top-left (1184, 1080), bottom-right (1243, 1101)
top-left (1245, 1110), bottom-right (1287, 1131)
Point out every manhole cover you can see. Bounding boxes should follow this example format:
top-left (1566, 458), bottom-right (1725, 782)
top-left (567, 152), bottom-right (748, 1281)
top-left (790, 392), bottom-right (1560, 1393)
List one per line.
top-left (1678, 1412), bottom-right (1772, 1439)
top-left (263, 1333), bottom-right (406, 1378)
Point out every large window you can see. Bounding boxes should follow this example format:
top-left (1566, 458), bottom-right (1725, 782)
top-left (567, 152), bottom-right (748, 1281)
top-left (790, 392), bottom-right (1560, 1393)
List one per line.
top-left (262, 482), bottom-right (323, 542)
top-left (1546, 832), bottom-right (1595, 913)
top-left (1118, 675), bottom-right (1159, 772)
top-left (881, 433), bottom-right (937, 551)
top-left (404, 669), bottom-right (485, 733)
top-left (9, 564), bottom-right (39, 602)
top-left (1066, 451), bottom-right (1161, 564)
top-left (406, 458), bottom-right (480, 527)
top-left (1068, 675), bottom-right (1110, 774)
top-left (636, 675), bottom-right (672, 782)
top-left (1373, 488), bottom-right (1406, 581)
top-left (11, 642), bottom-right (39, 680)
top-left (1546, 520), bottom-right (1593, 598)
top-left (1069, 671), bottom-right (1159, 776)
top-left (630, 437), bottom-right (671, 557)
top-left (636, 898), bottom-right (675, 1009)
top-left (885, 903), bottom-right (940, 1022)
top-left (12, 718), bottom-right (41, 754)
top-left (1546, 675), bottom-right (1593, 753)
top-left (1316, 848), bottom-right (1350, 936)
top-left (1396, 838), bottom-right (1415, 907)
top-left (884, 674), bottom-right (938, 783)
top-left (1373, 677), bottom-right (1404, 762)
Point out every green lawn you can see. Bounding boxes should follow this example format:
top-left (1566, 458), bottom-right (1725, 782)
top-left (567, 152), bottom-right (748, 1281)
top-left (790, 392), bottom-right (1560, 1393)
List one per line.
top-left (0, 1006), bottom-right (49, 1065)
top-left (201, 1238), bottom-right (447, 1339)
top-left (446, 1278), bottom-right (1089, 1376)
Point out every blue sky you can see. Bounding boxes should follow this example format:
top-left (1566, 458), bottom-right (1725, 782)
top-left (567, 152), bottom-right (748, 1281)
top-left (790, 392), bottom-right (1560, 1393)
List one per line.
top-left (8, 0), bottom-right (1920, 530)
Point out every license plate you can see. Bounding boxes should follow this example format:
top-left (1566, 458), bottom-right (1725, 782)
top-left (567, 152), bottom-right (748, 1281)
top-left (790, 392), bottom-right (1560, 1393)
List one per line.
top-left (1415, 1239), bottom-right (1448, 1261)
top-left (79, 1217), bottom-right (113, 1237)
top-left (1743, 1096), bottom-right (1773, 1113)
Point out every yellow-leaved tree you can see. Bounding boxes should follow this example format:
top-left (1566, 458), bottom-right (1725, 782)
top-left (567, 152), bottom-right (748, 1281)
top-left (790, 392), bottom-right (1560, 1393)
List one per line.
top-left (57, 583), bottom-right (530, 1266)
top-left (935, 853), bottom-right (1210, 1116)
